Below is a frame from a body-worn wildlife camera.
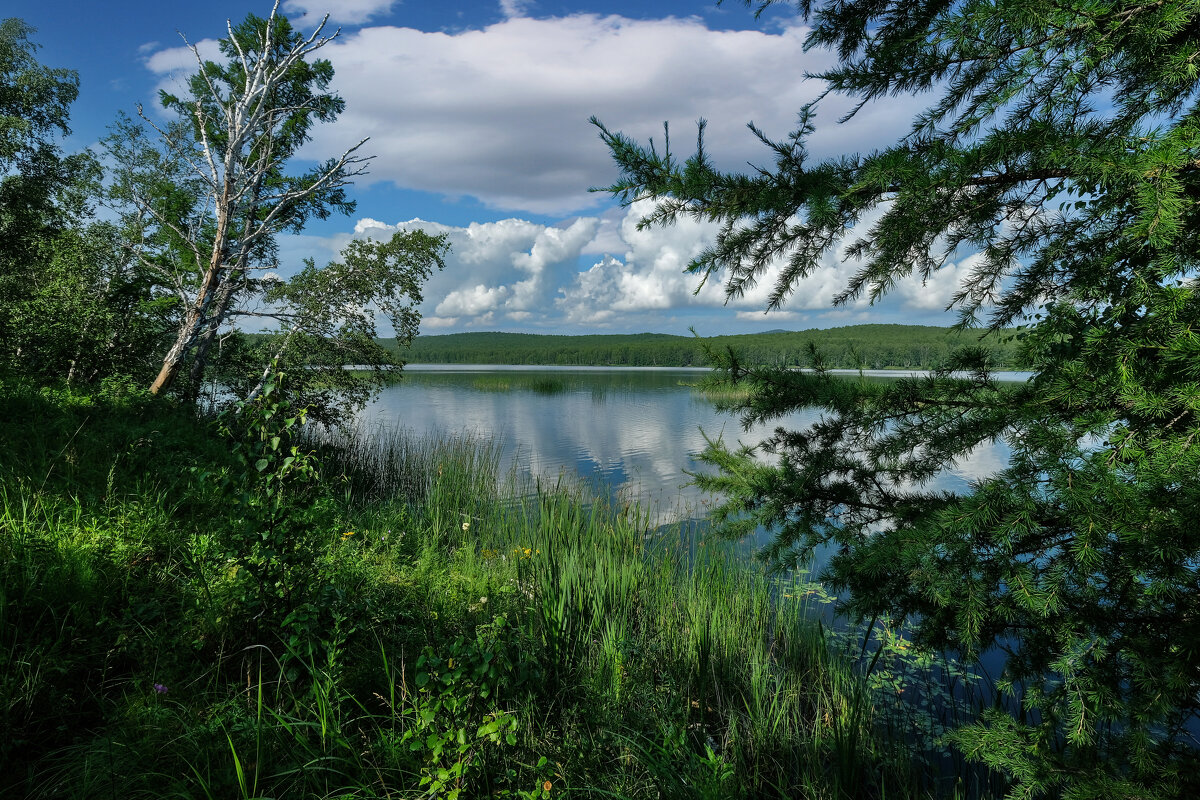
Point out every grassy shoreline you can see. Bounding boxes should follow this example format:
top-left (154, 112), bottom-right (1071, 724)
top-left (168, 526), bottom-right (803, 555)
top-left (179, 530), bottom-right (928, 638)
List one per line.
top-left (1, 381), bottom-right (982, 798)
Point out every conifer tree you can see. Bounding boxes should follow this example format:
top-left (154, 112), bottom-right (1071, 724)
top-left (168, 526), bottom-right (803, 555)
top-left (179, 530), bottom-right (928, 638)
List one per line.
top-left (597, 0), bottom-right (1200, 796)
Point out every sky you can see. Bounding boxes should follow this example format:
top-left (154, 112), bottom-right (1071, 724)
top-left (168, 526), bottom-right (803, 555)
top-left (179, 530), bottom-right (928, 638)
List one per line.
top-left (7, 0), bottom-right (970, 337)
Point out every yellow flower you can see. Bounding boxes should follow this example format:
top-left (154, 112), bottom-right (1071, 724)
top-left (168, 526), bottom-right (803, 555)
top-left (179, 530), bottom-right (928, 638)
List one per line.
top-left (543, 780), bottom-right (553, 792)
top-left (341, 531), bottom-right (355, 538)
top-left (524, 548), bottom-right (531, 557)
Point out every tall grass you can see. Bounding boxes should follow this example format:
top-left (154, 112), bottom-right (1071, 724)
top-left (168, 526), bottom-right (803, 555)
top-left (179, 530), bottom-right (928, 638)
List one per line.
top-left (0, 383), bottom-right (985, 799)
top-left (471, 375), bottom-right (568, 394)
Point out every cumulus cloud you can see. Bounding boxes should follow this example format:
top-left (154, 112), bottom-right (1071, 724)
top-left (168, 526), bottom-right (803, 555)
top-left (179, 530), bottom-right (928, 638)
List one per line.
top-left (283, 0), bottom-right (400, 26)
top-left (135, 6), bottom-right (968, 335)
top-left (312, 198), bottom-right (969, 334)
top-left (894, 252), bottom-right (985, 313)
top-left (139, 9), bottom-right (917, 216)
top-left (556, 199), bottom-right (884, 327)
top-left (331, 214), bottom-right (600, 329)
top-left (304, 13), bottom-right (903, 215)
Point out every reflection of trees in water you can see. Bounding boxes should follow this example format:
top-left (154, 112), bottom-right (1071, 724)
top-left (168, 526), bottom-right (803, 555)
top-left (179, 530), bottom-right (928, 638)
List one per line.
top-left (364, 368), bottom-right (1015, 531)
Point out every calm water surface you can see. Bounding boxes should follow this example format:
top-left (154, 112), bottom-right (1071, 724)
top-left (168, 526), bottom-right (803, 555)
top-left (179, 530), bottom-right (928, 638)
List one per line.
top-left (361, 365), bottom-right (1020, 530)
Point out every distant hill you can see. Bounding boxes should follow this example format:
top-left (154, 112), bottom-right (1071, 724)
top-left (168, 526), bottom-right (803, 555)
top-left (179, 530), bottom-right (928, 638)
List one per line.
top-left (383, 325), bottom-right (1025, 370)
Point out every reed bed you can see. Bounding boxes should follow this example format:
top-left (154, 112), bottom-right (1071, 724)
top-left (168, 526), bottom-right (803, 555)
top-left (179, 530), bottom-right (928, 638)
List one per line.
top-left (471, 375), bottom-right (568, 394)
top-left (0, 383), bottom-right (980, 799)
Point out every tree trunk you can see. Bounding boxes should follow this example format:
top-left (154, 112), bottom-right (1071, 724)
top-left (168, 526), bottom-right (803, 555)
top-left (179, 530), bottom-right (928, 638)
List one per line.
top-left (149, 185), bottom-right (232, 396)
top-left (184, 269), bottom-right (242, 399)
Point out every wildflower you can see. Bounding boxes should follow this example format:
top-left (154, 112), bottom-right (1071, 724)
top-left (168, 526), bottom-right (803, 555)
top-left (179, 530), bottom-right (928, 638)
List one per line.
top-left (342, 531), bottom-right (355, 538)
top-left (544, 780), bottom-right (553, 792)
top-left (523, 548), bottom-right (531, 557)
top-left (153, 683), bottom-right (168, 695)
top-left (462, 521), bottom-right (471, 532)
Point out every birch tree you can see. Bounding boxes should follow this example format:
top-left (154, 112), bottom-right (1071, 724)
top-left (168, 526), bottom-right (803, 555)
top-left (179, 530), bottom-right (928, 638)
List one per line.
top-left (213, 229), bottom-right (447, 427)
top-left (108, 2), bottom-right (370, 398)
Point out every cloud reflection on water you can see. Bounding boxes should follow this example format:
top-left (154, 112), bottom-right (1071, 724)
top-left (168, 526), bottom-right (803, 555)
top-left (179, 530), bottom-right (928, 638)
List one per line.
top-left (360, 366), bottom-right (1015, 531)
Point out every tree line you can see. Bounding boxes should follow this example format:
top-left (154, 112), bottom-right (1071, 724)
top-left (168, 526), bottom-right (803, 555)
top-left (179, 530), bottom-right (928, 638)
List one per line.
top-left (388, 325), bottom-right (1026, 369)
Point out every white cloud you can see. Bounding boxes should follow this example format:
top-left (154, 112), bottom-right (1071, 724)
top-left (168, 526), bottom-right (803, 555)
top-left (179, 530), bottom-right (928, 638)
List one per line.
top-left (283, 0), bottom-right (399, 26)
top-left (438, 284), bottom-right (510, 316)
top-left (306, 198), bottom-right (972, 334)
top-left (333, 215), bottom-right (599, 330)
top-left (895, 251), bottom-right (983, 313)
top-left (422, 315), bottom-right (460, 328)
top-left (138, 10), bottom-right (916, 218)
top-left (735, 310), bottom-right (804, 322)
top-left (498, 0), bottom-right (532, 19)
top-left (143, 37), bottom-right (221, 76)
top-left (306, 13), bottom-right (903, 215)
top-left (556, 199), bottom-right (882, 326)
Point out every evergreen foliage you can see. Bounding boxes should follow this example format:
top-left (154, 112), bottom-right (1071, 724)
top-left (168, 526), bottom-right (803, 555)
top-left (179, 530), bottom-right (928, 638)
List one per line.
top-left (596, 0), bottom-right (1200, 796)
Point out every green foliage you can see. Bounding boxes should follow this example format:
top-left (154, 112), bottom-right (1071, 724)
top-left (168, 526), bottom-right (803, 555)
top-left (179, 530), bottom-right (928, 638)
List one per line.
top-left (10, 220), bottom-right (175, 386)
top-left (1, 382), bottom-right (932, 799)
top-left (211, 229), bottom-right (448, 426)
top-left (597, 0), bottom-right (1200, 796)
top-left (393, 324), bottom-right (1025, 369)
top-left (0, 20), bottom-right (153, 383)
top-left (404, 617), bottom-right (523, 798)
top-left (104, 7), bottom-right (373, 400)
top-left (202, 368), bottom-right (327, 621)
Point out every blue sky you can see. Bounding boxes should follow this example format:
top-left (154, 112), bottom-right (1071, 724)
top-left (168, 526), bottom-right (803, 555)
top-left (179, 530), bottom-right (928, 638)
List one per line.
top-left (8, 0), bottom-right (968, 336)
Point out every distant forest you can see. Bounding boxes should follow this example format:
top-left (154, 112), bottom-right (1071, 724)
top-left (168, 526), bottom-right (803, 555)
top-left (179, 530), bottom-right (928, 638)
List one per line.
top-left (384, 324), bottom-right (1027, 369)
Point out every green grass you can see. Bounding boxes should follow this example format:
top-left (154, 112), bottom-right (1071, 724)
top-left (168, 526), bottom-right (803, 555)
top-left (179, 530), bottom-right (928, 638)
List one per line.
top-left (0, 380), bottom-right (992, 799)
top-left (681, 379), bottom-right (755, 402)
top-left (471, 375), bottom-right (568, 394)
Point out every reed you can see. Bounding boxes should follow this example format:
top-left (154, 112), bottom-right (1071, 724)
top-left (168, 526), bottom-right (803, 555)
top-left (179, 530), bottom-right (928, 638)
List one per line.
top-left (0, 383), bottom-right (990, 799)
top-left (471, 375), bottom-right (568, 394)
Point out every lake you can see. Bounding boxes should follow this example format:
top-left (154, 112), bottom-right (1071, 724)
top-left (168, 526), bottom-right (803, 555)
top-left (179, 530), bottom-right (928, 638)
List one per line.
top-left (361, 365), bottom-right (1022, 535)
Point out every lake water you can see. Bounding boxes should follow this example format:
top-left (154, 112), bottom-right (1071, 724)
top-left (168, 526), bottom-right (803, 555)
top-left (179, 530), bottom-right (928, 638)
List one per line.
top-left (363, 363), bottom-right (1028, 723)
top-left (361, 365), bottom-right (1021, 534)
